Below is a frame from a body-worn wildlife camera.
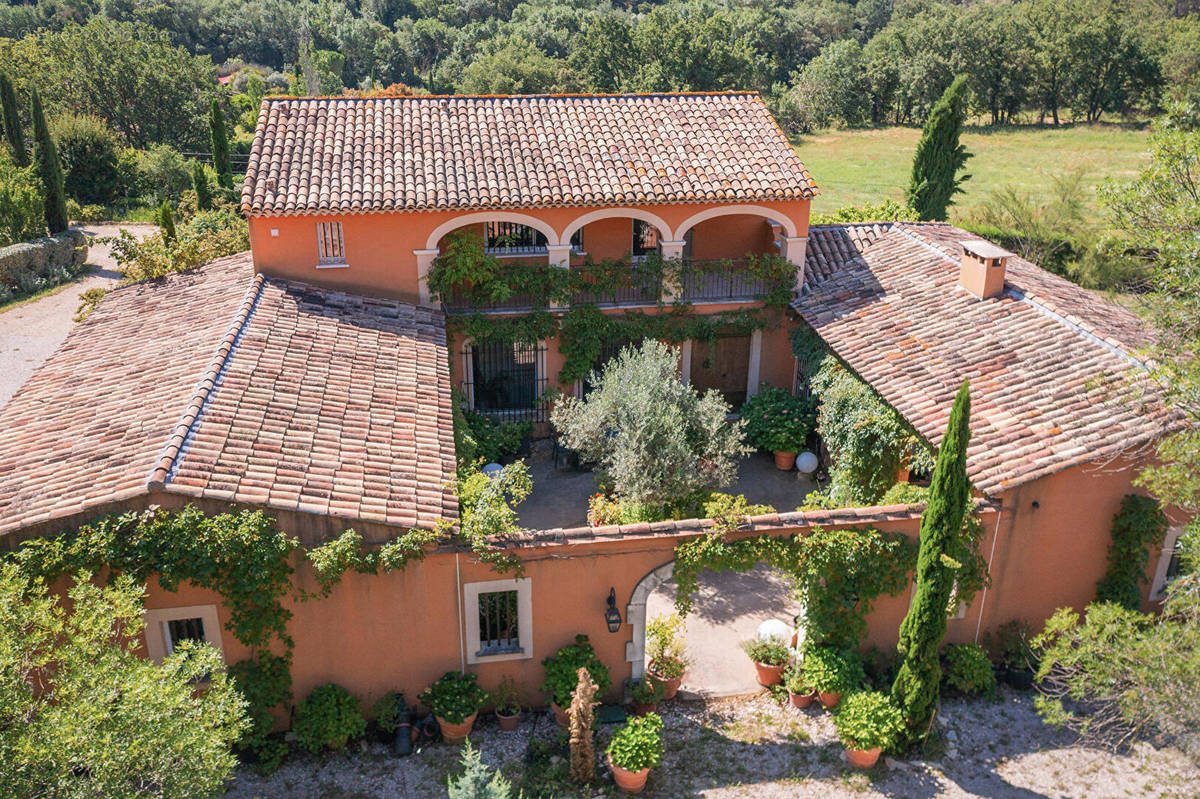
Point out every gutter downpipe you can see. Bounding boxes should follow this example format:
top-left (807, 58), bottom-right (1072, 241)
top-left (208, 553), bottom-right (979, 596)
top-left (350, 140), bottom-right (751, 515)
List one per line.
top-left (456, 552), bottom-right (466, 673)
top-left (974, 505), bottom-right (1007, 643)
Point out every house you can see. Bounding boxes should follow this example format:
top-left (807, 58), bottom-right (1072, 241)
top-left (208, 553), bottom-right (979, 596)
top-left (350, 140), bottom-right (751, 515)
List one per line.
top-left (0, 93), bottom-right (1181, 710)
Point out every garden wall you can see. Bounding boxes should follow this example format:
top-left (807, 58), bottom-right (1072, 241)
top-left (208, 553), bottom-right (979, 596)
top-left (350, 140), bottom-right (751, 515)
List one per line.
top-left (0, 229), bottom-right (89, 303)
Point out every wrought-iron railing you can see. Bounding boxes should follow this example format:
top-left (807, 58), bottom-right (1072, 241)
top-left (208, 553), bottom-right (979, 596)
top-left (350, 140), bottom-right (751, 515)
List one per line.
top-left (443, 286), bottom-right (543, 313)
top-left (677, 258), bottom-right (774, 302)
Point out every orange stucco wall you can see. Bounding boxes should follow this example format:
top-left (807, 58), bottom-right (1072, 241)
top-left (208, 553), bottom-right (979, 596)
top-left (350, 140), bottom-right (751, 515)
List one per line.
top-left (247, 200), bottom-right (811, 304)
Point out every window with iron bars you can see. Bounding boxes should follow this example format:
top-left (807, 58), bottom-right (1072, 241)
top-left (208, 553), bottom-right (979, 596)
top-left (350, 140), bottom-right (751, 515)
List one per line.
top-left (316, 221), bottom-right (346, 265)
top-left (165, 617), bottom-right (206, 655)
top-left (486, 221), bottom-right (547, 254)
top-left (464, 340), bottom-right (547, 422)
top-left (476, 590), bottom-right (522, 656)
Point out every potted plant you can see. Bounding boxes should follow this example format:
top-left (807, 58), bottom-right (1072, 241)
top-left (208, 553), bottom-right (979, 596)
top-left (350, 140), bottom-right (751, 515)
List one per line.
top-left (541, 634), bottom-right (611, 728)
top-left (783, 665), bottom-right (815, 709)
top-left (833, 691), bottom-right (905, 769)
top-left (606, 712), bottom-right (664, 794)
top-left (493, 675), bottom-right (521, 732)
top-left (739, 386), bottom-right (814, 470)
top-left (741, 636), bottom-right (792, 687)
top-left (988, 620), bottom-right (1036, 689)
top-left (801, 646), bottom-right (864, 709)
top-left (630, 677), bottom-right (666, 716)
top-left (418, 671), bottom-right (490, 743)
top-left (645, 613), bottom-right (689, 699)
top-left (369, 690), bottom-right (413, 754)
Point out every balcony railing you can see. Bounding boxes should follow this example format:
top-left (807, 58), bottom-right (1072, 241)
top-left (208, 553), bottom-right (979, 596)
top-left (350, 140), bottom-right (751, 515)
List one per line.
top-left (678, 259), bottom-right (775, 302)
top-left (443, 285), bottom-right (543, 313)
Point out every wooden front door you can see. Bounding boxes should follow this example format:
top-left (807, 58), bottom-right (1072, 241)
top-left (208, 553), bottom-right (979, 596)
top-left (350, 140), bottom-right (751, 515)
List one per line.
top-left (690, 334), bottom-right (750, 407)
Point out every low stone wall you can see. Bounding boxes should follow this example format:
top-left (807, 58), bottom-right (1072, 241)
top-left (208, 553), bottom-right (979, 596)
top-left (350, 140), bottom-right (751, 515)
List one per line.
top-left (0, 229), bottom-right (89, 304)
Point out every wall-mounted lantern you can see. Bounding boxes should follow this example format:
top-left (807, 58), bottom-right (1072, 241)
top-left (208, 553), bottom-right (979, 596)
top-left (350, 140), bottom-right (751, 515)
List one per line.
top-left (605, 587), bottom-right (622, 633)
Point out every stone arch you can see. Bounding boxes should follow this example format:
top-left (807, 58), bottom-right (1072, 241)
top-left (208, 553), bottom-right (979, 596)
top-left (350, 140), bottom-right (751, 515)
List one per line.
top-left (424, 211), bottom-right (561, 250)
top-left (625, 560), bottom-right (675, 679)
top-left (560, 207), bottom-right (673, 245)
top-left (672, 204), bottom-right (799, 241)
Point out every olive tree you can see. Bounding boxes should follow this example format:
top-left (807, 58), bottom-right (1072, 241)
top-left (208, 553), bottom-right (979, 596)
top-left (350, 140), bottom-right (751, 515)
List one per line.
top-left (551, 339), bottom-right (749, 507)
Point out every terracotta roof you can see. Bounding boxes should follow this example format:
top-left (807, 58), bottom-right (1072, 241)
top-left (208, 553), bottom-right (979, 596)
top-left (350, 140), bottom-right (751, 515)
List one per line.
top-left (0, 254), bottom-right (457, 537)
top-left (240, 92), bottom-right (817, 216)
top-left (796, 223), bottom-right (1172, 495)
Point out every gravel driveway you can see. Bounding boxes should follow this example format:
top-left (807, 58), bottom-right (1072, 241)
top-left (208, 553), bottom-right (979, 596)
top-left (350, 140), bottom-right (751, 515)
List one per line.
top-left (0, 223), bottom-right (154, 409)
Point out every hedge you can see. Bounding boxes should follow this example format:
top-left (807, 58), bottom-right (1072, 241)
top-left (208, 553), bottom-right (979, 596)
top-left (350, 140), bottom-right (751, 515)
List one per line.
top-left (0, 229), bottom-right (89, 303)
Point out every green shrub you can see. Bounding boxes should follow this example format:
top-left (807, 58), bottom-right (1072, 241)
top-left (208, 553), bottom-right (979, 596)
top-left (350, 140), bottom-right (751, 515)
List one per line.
top-left (645, 613), bottom-right (688, 679)
top-left (739, 384), bottom-right (814, 453)
top-left (1096, 494), bottom-right (1169, 609)
top-left (541, 634), bottom-right (611, 707)
top-left (943, 643), bottom-right (997, 697)
top-left (741, 636), bottom-right (792, 667)
top-left (0, 156), bottom-right (45, 247)
top-left (801, 646), bottom-right (864, 694)
top-left (606, 712), bottom-right (663, 772)
top-left (292, 683), bottom-right (367, 753)
top-left (493, 676), bottom-right (521, 716)
top-left (370, 691), bottom-right (407, 734)
top-left (419, 671), bottom-right (490, 724)
top-left (834, 691), bottom-right (906, 752)
top-left (461, 407), bottom-right (530, 465)
top-left (50, 113), bottom-right (121, 206)
top-left (631, 677), bottom-right (665, 705)
top-left (879, 482), bottom-right (929, 506)
top-left (784, 664), bottom-right (811, 694)
top-left (108, 207), bottom-right (248, 282)
top-left (136, 143), bottom-right (192, 202)
top-left (229, 652), bottom-right (292, 772)
top-left (448, 741), bottom-right (519, 799)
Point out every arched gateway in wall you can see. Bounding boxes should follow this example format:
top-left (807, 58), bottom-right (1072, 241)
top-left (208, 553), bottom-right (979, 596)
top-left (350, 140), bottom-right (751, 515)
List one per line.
top-left (625, 561), bottom-right (676, 679)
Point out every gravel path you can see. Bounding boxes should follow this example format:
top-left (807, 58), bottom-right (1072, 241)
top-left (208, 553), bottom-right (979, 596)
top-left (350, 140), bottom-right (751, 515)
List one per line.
top-left (225, 690), bottom-right (1200, 799)
top-left (0, 223), bottom-right (154, 409)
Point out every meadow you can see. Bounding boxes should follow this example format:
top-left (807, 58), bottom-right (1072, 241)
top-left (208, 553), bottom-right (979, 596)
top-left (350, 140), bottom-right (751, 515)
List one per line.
top-left (796, 124), bottom-right (1151, 219)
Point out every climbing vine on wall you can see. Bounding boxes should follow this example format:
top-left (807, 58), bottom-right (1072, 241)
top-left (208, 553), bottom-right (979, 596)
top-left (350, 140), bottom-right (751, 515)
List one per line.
top-left (427, 230), bottom-right (796, 382)
top-left (1095, 494), bottom-right (1169, 609)
top-left (671, 501), bottom-right (918, 650)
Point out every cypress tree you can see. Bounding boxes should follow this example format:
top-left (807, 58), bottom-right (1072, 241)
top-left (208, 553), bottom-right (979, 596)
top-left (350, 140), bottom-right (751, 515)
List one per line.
top-left (891, 378), bottom-right (972, 742)
top-left (907, 75), bottom-right (972, 222)
top-left (158, 201), bottom-right (176, 242)
top-left (192, 161), bottom-right (213, 211)
top-left (30, 89), bottom-right (68, 234)
top-left (0, 73), bottom-right (27, 167)
top-left (209, 99), bottom-right (233, 190)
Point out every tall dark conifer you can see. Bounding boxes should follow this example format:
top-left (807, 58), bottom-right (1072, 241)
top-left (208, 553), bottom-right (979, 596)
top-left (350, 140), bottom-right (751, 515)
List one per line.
top-left (31, 89), bottom-right (68, 233)
top-left (907, 75), bottom-right (972, 221)
top-left (891, 379), bottom-right (972, 742)
top-left (192, 161), bottom-right (213, 211)
top-left (158, 201), bottom-right (176, 242)
top-left (0, 73), bottom-right (26, 167)
top-left (210, 99), bottom-right (233, 190)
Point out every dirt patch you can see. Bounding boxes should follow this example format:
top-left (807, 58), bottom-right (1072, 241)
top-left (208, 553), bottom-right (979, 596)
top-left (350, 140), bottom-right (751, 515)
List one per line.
top-left (225, 689), bottom-right (1200, 798)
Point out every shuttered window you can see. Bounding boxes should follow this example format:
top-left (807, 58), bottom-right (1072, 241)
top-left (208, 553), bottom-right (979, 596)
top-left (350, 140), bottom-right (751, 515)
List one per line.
top-left (317, 221), bottom-right (346, 265)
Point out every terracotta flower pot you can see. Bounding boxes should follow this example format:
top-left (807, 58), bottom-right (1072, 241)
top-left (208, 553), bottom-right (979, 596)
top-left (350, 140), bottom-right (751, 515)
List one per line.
top-left (632, 700), bottom-right (657, 717)
top-left (774, 451), bottom-right (797, 470)
top-left (846, 746), bottom-right (881, 769)
top-left (497, 711), bottom-right (519, 732)
top-left (788, 689), bottom-right (815, 709)
top-left (608, 754), bottom-right (650, 794)
top-left (551, 701), bottom-right (570, 728)
top-left (436, 711), bottom-right (477, 743)
top-left (647, 665), bottom-right (683, 700)
top-left (753, 661), bottom-right (785, 687)
top-left (818, 690), bottom-right (842, 709)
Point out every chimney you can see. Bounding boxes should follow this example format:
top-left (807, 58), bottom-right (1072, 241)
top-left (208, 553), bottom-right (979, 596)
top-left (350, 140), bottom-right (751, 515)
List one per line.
top-left (958, 240), bottom-right (1014, 300)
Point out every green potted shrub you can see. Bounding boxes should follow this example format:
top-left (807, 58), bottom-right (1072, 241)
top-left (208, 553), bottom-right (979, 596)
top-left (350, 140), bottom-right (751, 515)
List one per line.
top-left (943, 643), bottom-right (998, 698)
top-left (986, 619), bottom-right (1036, 689)
top-left (493, 675), bottom-right (522, 732)
top-left (645, 613), bottom-right (689, 699)
top-left (783, 664), bottom-right (815, 709)
top-left (541, 634), bottom-right (611, 727)
top-left (292, 682), bottom-right (368, 753)
top-left (801, 646), bottom-right (864, 709)
top-left (630, 677), bottom-right (666, 716)
top-left (833, 691), bottom-right (905, 769)
top-left (739, 386), bottom-right (813, 470)
top-left (419, 671), bottom-right (490, 743)
top-left (606, 712), bottom-right (664, 794)
top-left (741, 636), bottom-right (792, 687)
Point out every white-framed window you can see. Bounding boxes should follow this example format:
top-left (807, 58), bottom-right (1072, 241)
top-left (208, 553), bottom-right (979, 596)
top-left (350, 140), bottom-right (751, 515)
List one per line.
top-left (316, 221), bottom-right (347, 268)
top-left (464, 578), bottom-right (533, 665)
top-left (143, 604), bottom-right (224, 662)
top-left (1151, 526), bottom-right (1186, 602)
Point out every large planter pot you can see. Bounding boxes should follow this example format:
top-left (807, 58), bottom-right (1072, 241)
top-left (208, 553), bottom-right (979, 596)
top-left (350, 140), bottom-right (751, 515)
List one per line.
top-left (647, 665), bottom-right (683, 700)
top-left (551, 701), bottom-right (570, 728)
top-left (773, 451), bottom-right (797, 470)
top-left (818, 690), bottom-right (842, 709)
top-left (846, 746), bottom-right (882, 769)
top-left (608, 754), bottom-right (651, 794)
top-left (497, 711), bottom-right (520, 732)
top-left (632, 700), bottom-right (657, 717)
top-left (436, 711), bottom-right (477, 744)
top-left (788, 689), bottom-right (815, 709)
top-left (753, 661), bottom-right (785, 687)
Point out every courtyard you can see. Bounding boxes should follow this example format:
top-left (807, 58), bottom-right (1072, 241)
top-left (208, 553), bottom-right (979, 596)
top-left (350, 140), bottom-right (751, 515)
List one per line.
top-left (225, 690), bottom-right (1200, 799)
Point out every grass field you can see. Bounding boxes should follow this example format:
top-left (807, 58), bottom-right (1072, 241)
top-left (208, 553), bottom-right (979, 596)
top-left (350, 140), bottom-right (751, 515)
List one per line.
top-left (795, 123), bottom-right (1151, 220)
